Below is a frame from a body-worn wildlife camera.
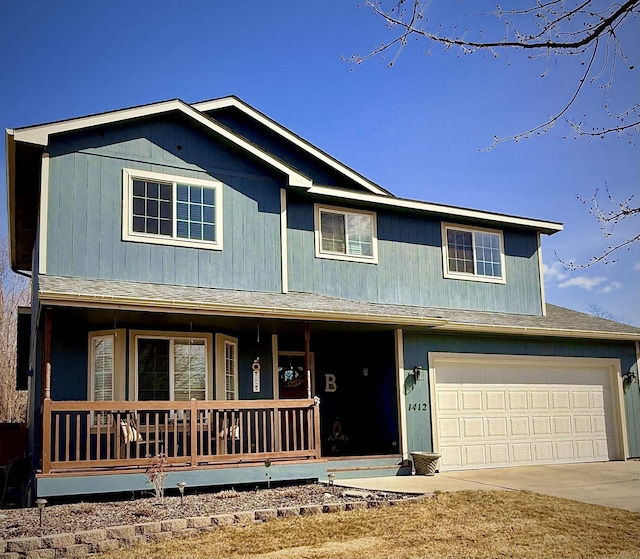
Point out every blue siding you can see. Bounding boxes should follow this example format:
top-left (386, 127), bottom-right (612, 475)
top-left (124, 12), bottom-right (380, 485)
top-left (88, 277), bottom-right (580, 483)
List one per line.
top-left (402, 332), bottom-right (640, 458)
top-left (207, 107), bottom-right (371, 191)
top-left (287, 197), bottom-right (543, 315)
top-left (45, 116), bottom-right (284, 292)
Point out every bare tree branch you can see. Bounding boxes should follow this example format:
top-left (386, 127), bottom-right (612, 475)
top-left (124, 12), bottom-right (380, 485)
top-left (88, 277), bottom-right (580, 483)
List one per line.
top-left (349, 0), bottom-right (640, 145)
top-left (556, 185), bottom-right (640, 269)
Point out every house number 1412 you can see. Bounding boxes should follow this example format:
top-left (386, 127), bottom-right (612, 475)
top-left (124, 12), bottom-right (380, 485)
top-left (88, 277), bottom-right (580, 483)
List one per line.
top-left (408, 403), bottom-right (428, 411)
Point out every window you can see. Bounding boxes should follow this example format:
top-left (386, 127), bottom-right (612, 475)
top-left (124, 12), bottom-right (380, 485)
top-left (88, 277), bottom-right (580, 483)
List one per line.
top-left (216, 334), bottom-right (238, 400)
top-left (130, 332), bottom-right (212, 401)
top-left (88, 329), bottom-right (126, 425)
top-left (442, 224), bottom-right (505, 283)
top-left (314, 204), bottom-right (378, 263)
top-left (122, 168), bottom-right (223, 250)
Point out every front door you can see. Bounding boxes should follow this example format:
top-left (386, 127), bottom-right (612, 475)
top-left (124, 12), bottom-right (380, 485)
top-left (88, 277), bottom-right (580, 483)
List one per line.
top-left (277, 352), bottom-right (313, 399)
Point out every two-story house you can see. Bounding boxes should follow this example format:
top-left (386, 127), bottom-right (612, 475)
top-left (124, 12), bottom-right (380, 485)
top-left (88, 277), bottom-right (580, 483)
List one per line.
top-left (6, 96), bottom-right (640, 500)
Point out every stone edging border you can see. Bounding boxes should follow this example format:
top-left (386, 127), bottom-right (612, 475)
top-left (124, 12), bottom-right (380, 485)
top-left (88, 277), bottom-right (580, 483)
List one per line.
top-left (1, 494), bottom-right (433, 559)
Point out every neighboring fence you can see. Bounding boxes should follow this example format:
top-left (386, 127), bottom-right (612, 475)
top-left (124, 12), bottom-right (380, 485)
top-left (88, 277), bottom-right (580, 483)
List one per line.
top-left (41, 399), bottom-right (321, 474)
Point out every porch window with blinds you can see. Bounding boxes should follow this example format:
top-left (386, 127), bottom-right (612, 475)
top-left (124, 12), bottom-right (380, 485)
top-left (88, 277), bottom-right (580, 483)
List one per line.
top-left (91, 335), bottom-right (114, 403)
top-left (315, 204), bottom-right (378, 263)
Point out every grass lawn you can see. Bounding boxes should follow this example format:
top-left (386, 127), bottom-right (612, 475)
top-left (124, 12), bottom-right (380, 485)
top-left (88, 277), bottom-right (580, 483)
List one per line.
top-left (96, 490), bottom-right (640, 559)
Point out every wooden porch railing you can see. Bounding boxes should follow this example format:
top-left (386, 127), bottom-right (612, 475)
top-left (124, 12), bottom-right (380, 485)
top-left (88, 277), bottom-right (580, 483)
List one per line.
top-left (41, 398), bottom-right (321, 474)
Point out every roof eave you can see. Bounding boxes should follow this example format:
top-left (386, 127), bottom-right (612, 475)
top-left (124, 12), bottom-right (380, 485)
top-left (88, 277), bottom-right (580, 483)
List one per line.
top-left (307, 186), bottom-right (564, 235)
top-left (434, 322), bottom-right (640, 341)
top-left (37, 290), bottom-right (450, 328)
top-left (11, 99), bottom-right (312, 189)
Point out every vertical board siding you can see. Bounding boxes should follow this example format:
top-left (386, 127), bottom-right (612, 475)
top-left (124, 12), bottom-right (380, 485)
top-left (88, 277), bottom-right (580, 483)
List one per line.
top-left (46, 117), bottom-right (283, 292)
top-left (402, 332), bottom-right (640, 458)
top-left (287, 198), bottom-right (543, 315)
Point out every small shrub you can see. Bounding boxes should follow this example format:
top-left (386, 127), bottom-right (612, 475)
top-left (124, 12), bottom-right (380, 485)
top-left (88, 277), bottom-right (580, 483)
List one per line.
top-left (145, 453), bottom-right (168, 500)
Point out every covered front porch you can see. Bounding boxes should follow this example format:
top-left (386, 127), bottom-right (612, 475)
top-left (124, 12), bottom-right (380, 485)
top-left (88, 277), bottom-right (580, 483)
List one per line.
top-left (29, 297), bottom-right (408, 497)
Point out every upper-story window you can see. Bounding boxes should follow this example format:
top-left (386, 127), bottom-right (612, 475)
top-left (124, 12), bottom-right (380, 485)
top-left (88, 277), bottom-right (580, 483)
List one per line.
top-left (442, 223), bottom-right (505, 283)
top-left (314, 204), bottom-right (378, 263)
top-left (122, 168), bottom-right (223, 250)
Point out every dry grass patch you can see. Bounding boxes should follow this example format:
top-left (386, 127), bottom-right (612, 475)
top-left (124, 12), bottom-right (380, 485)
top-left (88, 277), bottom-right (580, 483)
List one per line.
top-left (96, 490), bottom-right (640, 559)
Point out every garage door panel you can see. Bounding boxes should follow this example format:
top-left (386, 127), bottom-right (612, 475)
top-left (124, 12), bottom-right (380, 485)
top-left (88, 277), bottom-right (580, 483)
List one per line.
top-left (488, 444), bottom-right (509, 464)
top-left (434, 358), bottom-right (618, 471)
top-left (487, 417), bottom-right (508, 437)
top-left (438, 418), bottom-right (460, 439)
top-left (555, 440), bottom-right (575, 460)
top-left (462, 391), bottom-right (482, 410)
top-left (532, 416), bottom-right (552, 435)
top-left (462, 417), bottom-right (484, 437)
top-left (509, 392), bottom-right (528, 410)
top-left (437, 391), bottom-right (459, 411)
top-left (510, 417), bottom-right (530, 436)
top-left (464, 445), bottom-right (487, 466)
top-left (533, 441), bottom-right (553, 461)
top-left (552, 416), bottom-right (572, 435)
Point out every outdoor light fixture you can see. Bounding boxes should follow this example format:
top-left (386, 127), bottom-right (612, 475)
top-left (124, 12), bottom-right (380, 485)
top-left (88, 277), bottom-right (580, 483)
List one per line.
top-left (177, 482), bottom-right (187, 505)
top-left (36, 498), bottom-right (47, 527)
top-left (412, 365), bottom-right (423, 381)
top-left (327, 473), bottom-right (335, 487)
top-left (623, 370), bottom-right (638, 383)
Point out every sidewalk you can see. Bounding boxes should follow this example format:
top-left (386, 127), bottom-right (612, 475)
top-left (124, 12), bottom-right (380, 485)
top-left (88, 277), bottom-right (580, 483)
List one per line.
top-left (335, 460), bottom-right (640, 512)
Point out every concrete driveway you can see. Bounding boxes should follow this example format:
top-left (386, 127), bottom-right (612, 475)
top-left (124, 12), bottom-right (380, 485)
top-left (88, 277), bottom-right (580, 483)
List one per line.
top-left (337, 460), bottom-right (640, 512)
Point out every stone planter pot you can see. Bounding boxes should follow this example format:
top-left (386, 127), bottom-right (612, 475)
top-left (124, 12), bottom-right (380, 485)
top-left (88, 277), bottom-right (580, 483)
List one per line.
top-left (410, 452), bottom-right (441, 476)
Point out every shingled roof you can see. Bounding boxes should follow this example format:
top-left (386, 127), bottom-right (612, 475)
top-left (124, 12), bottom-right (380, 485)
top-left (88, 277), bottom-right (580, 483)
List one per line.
top-left (38, 275), bottom-right (640, 341)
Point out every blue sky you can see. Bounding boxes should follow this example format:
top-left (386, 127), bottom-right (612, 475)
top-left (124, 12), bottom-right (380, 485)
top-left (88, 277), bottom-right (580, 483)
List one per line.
top-left (1, 1), bottom-right (638, 324)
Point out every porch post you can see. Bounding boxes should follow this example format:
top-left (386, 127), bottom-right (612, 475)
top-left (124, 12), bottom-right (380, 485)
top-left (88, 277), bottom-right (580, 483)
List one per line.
top-left (304, 322), bottom-right (311, 399)
top-left (42, 394), bottom-right (51, 474)
top-left (41, 309), bottom-right (52, 403)
top-left (395, 329), bottom-right (409, 462)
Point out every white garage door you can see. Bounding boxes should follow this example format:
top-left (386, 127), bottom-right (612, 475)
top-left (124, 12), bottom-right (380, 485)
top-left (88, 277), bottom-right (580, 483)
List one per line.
top-left (433, 355), bottom-right (624, 471)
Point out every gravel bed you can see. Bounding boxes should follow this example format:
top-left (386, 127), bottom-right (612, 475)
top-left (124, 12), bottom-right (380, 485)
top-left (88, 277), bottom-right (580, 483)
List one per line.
top-left (0, 483), bottom-right (414, 539)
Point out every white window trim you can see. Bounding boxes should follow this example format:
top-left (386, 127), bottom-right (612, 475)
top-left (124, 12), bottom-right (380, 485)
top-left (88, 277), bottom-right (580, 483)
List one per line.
top-left (314, 203), bottom-right (378, 264)
top-left (122, 168), bottom-right (223, 250)
top-left (128, 330), bottom-right (213, 401)
top-left (215, 334), bottom-right (239, 400)
top-left (441, 222), bottom-right (506, 284)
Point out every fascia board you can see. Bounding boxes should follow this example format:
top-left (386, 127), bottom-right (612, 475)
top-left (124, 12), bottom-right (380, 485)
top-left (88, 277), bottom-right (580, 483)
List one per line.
top-left (434, 321), bottom-right (640, 341)
top-left (307, 186), bottom-right (564, 235)
top-left (192, 96), bottom-right (391, 197)
top-left (12, 100), bottom-right (312, 188)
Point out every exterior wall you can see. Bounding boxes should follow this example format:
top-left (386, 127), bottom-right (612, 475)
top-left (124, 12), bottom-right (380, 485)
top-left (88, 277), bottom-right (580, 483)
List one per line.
top-left (287, 196), bottom-right (543, 315)
top-left (43, 115), bottom-right (284, 292)
top-left (402, 332), bottom-right (640, 458)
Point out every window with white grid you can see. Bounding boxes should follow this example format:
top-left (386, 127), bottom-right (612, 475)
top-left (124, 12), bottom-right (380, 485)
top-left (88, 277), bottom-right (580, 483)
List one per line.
top-left (443, 224), bottom-right (505, 283)
top-left (123, 168), bottom-right (222, 250)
